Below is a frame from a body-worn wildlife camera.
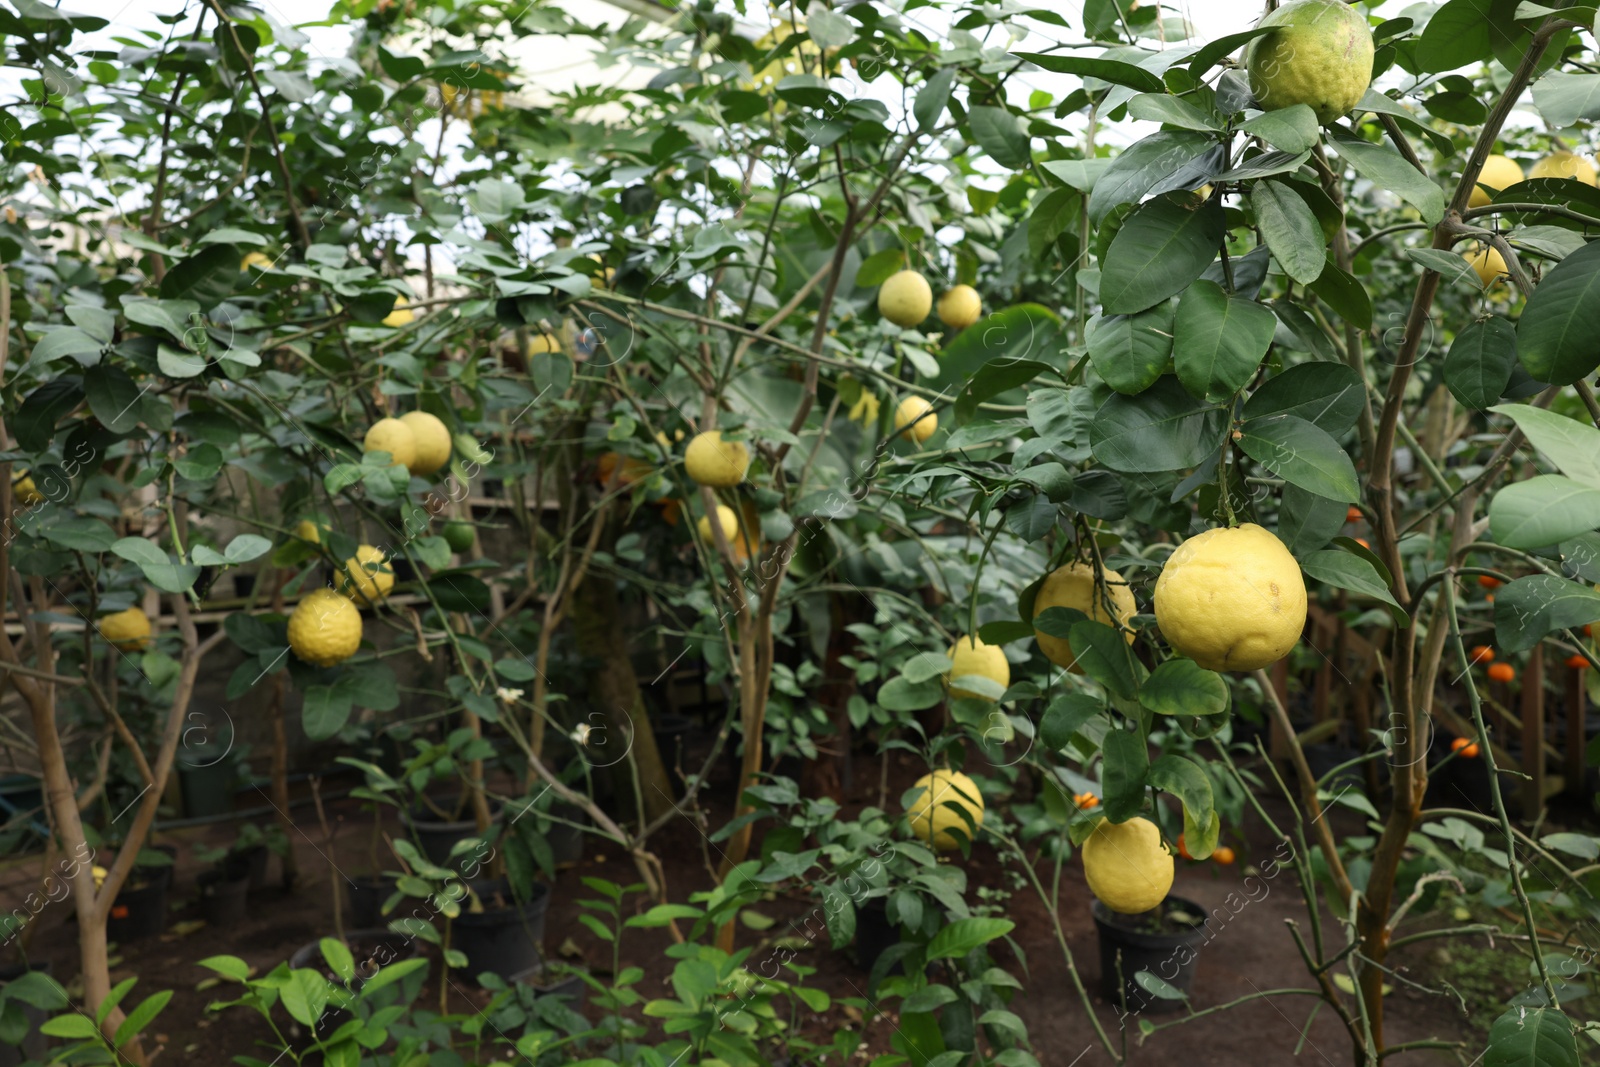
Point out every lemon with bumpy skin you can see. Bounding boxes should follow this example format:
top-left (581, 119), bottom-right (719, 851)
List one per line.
top-left (1529, 150), bottom-right (1598, 186)
top-left (1082, 816), bottom-right (1174, 914)
top-left (339, 544), bottom-right (395, 606)
top-left (907, 769), bottom-right (984, 851)
top-left (98, 607), bottom-right (152, 652)
top-left (1032, 562), bottom-right (1138, 672)
top-left (878, 270), bottom-right (933, 328)
top-left (938, 285), bottom-right (983, 330)
top-left (363, 418), bottom-right (417, 472)
top-left (1245, 0), bottom-right (1374, 125)
top-left (12, 474), bottom-right (43, 506)
top-left (946, 635), bottom-right (1010, 700)
top-left (696, 504), bottom-right (740, 547)
top-left (1464, 246), bottom-right (1508, 287)
top-left (1153, 523), bottom-right (1307, 672)
top-left (399, 411), bottom-right (452, 476)
top-left (1469, 154), bottom-right (1525, 208)
top-left (288, 589), bottom-right (363, 667)
top-left (895, 396), bottom-right (937, 443)
top-left (684, 430), bottom-right (750, 488)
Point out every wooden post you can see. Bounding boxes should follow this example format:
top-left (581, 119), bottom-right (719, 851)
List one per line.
top-left (1566, 665), bottom-right (1587, 798)
top-left (1521, 646), bottom-right (1545, 816)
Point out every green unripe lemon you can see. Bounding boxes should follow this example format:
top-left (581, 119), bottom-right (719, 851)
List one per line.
top-left (1245, 0), bottom-right (1374, 125)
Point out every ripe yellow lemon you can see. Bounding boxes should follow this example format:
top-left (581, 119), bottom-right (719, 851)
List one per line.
top-left (1245, 0), bottom-right (1374, 125)
top-left (97, 607), bottom-right (152, 652)
top-left (937, 285), bottom-right (983, 330)
top-left (1464, 246), bottom-right (1508, 287)
top-left (288, 590), bottom-right (363, 667)
top-left (240, 251), bottom-right (273, 272)
top-left (12, 474), bottom-right (43, 506)
top-left (294, 519), bottom-right (324, 544)
top-left (947, 635), bottom-right (1010, 700)
top-left (1469, 154), bottom-right (1525, 208)
top-left (907, 769), bottom-right (984, 851)
top-left (894, 396), bottom-right (937, 444)
top-left (399, 411), bottom-right (452, 476)
top-left (1528, 150), bottom-right (1598, 186)
top-left (1153, 523), bottom-right (1307, 672)
top-left (1082, 816), bottom-right (1174, 914)
top-left (363, 418), bottom-right (417, 471)
top-left (528, 331), bottom-right (561, 355)
top-left (339, 544), bottom-right (395, 606)
top-left (383, 297), bottom-right (414, 328)
top-left (696, 504), bottom-right (740, 547)
top-left (878, 270), bottom-right (933, 328)
top-left (684, 430), bottom-right (750, 488)
top-left (1032, 562), bottom-right (1138, 672)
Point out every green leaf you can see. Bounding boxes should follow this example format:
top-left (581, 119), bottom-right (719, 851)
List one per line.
top-left (1028, 187), bottom-right (1081, 259)
top-left (303, 684), bottom-right (356, 741)
top-left (1406, 247), bottom-right (1486, 291)
top-left (1140, 659), bottom-right (1228, 716)
top-left (1489, 475), bottom-right (1600, 549)
top-left (110, 537), bottom-right (199, 593)
top-left (40, 517), bottom-right (116, 552)
top-left (279, 969), bottom-right (330, 1028)
top-left (158, 344), bottom-right (208, 379)
top-left (914, 67), bottom-right (955, 131)
top-left (1236, 105), bottom-right (1320, 155)
top-left (1490, 404), bottom-right (1600, 488)
top-left (1172, 280), bottom-right (1276, 402)
top-left (1087, 131), bottom-right (1216, 226)
top-left (29, 327), bottom-right (103, 368)
top-left (1328, 134), bottom-right (1443, 223)
top-left (1242, 361), bottom-right (1365, 434)
top-left (15, 379), bottom-right (83, 452)
top-left (1415, 0), bottom-right (1494, 72)
top-left (1040, 693), bottom-right (1103, 751)
top-left (40, 1014), bottom-right (100, 1039)
top-left (1483, 1006), bottom-right (1580, 1067)
top-left (1187, 28), bottom-right (1274, 78)
top-left (1278, 483), bottom-right (1349, 555)
top-left (320, 938), bottom-right (355, 982)
top-left (1493, 574), bottom-right (1600, 653)
top-left (1444, 318), bottom-right (1518, 410)
top-left (197, 956), bottom-right (251, 982)
top-left (1517, 241), bottom-right (1600, 386)
top-left (1309, 260), bottom-right (1372, 329)
top-left (1126, 93), bottom-right (1220, 131)
top-left (878, 675), bottom-right (945, 711)
top-left (0, 971), bottom-right (67, 1010)
top-left (1300, 549), bottom-right (1405, 615)
top-left (956, 359), bottom-right (1051, 424)
top-left (1069, 620), bottom-right (1139, 699)
top-left (1100, 195), bottom-right (1225, 315)
top-left (1005, 493), bottom-right (1057, 542)
top-left (1251, 180), bottom-right (1325, 284)
top-left (83, 365), bottom-right (145, 433)
top-left (967, 106), bottom-right (1030, 169)
top-left (123, 298), bottom-right (202, 342)
top-left (1238, 414), bottom-right (1359, 502)
top-left (856, 248), bottom-right (904, 289)
top-left (1100, 728), bottom-right (1149, 823)
top-left (1013, 52), bottom-right (1165, 92)
top-left (1147, 754), bottom-right (1215, 856)
top-left (1087, 304), bottom-right (1174, 395)
top-left (160, 244), bottom-right (239, 309)
top-left (1532, 73), bottom-right (1600, 128)
top-left (114, 990), bottom-right (172, 1050)
top-left (925, 917), bottom-right (1015, 961)
top-left (1090, 376), bottom-right (1224, 473)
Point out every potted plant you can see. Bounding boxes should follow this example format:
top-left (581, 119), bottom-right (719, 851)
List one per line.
top-left (392, 732), bottom-right (501, 872)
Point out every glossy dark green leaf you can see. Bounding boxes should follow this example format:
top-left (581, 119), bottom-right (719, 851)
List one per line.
top-left (1087, 304), bottom-right (1174, 395)
top-left (1277, 483), bottom-right (1349, 556)
top-left (956, 358), bottom-right (1051, 424)
top-left (1100, 195), bottom-right (1225, 315)
top-left (1251, 180), bottom-right (1325, 284)
top-left (1489, 475), bottom-right (1600, 550)
top-left (1493, 574), bottom-right (1600, 653)
top-left (1100, 728), bottom-right (1149, 823)
top-left (1414, 0), bottom-right (1493, 72)
top-left (159, 244), bottom-right (239, 309)
top-left (1172, 280), bottom-right (1276, 402)
top-left (967, 106), bottom-right (1030, 169)
top-left (1069, 620), bottom-right (1139, 699)
top-left (1483, 1005), bottom-right (1579, 1067)
top-left (1040, 693), bottom-right (1103, 752)
top-left (1013, 51), bottom-right (1165, 93)
top-left (1087, 132), bottom-right (1217, 226)
top-left (1308, 259), bottom-right (1372, 329)
top-left (1489, 403), bottom-right (1600, 487)
top-left (1444, 317), bottom-right (1518, 409)
top-left (1090, 376), bottom-right (1224, 473)
top-left (914, 67), bottom-right (956, 131)
top-left (1140, 659), bottom-right (1228, 716)
top-left (1242, 361), bottom-right (1365, 434)
top-left (1147, 754), bottom-right (1216, 856)
top-left (1300, 548), bottom-right (1405, 616)
top-left (1517, 240), bottom-right (1600, 386)
top-left (1238, 414), bottom-right (1360, 502)
top-left (1328, 134), bottom-right (1443, 223)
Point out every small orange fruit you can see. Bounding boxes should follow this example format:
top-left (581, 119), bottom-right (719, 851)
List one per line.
top-left (1212, 846), bottom-right (1236, 865)
top-left (1584, 625), bottom-right (1593, 637)
top-left (1486, 594), bottom-right (1495, 604)
top-left (1355, 537), bottom-right (1370, 549)
top-left (1345, 506), bottom-right (1362, 523)
top-left (1487, 662), bottom-right (1515, 683)
top-left (1452, 737), bottom-right (1481, 758)
top-left (1469, 645), bottom-right (1494, 664)
top-left (1176, 834), bottom-right (1193, 860)
top-left (1567, 654), bottom-right (1589, 670)
top-left (1073, 792), bottom-right (1098, 810)
top-left (1477, 575), bottom-right (1501, 589)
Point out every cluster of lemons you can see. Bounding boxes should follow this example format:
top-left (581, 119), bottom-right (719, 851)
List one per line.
top-left (1463, 151), bottom-right (1595, 286)
top-left (875, 269), bottom-right (986, 447)
top-left (913, 525), bottom-right (1307, 912)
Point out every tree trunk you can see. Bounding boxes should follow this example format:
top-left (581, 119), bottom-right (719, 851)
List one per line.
top-left (568, 547), bottom-right (674, 824)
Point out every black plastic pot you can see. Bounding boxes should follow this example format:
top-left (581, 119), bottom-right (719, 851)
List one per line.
top-left (546, 803), bottom-right (587, 869)
top-left (853, 898), bottom-right (903, 975)
top-left (197, 867), bottom-right (250, 926)
top-left (229, 844), bottom-right (270, 891)
top-left (179, 761), bottom-right (237, 819)
top-left (347, 874), bottom-right (398, 930)
top-left (107, 877), bottom-right (168, 943)
top-left (514, 961), bottom-right (586, 1010)
top-left (451, 879), bottom-right (551, 984)
top-left (0, 961), bottom-right (51, 1067)
top-left (403, 795), bottom-right (498, 871)
top-left (1092, 897), bottom-right (1207, 1014)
